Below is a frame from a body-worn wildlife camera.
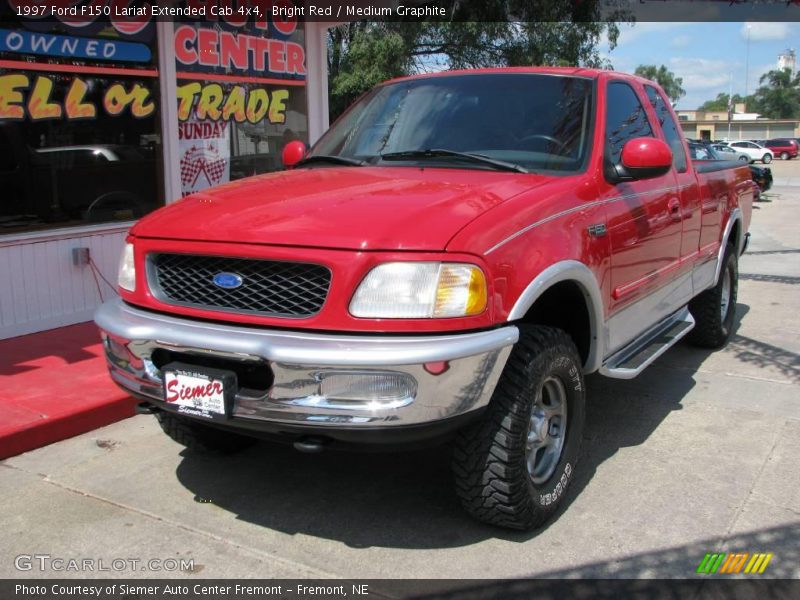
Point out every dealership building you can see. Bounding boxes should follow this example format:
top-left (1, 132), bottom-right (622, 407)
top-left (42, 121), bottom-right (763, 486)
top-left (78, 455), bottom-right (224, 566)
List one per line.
top-left (0, 9), bottom-right (331, 339)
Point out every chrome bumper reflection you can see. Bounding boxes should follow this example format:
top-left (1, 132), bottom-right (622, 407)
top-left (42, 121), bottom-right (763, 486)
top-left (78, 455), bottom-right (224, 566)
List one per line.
top-left (95, 299), bottom-right (517, 427)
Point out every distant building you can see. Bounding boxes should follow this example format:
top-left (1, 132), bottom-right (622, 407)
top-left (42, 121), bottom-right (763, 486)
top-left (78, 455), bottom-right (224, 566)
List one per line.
top-left (676, 108), bottom-right (799, 141)
top-left (676, 105), bottom-right (761, 123)
top-left (778, 49), bottom-right (796, 76)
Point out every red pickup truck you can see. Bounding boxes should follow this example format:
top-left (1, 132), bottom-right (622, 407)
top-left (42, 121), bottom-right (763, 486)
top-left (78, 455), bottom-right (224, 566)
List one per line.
top-left (96, 68), bottom-right (752, 530)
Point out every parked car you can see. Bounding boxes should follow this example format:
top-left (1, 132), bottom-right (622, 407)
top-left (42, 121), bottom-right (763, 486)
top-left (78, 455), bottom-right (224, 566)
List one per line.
top-left (763, 138), bottom-right (798, 160)
top-left (712, 144), bottom-right (750, 162)
top-left (729, 140), bottom-right (773, 163)
top-left (96, 68), bottom-right (753, 531)
top-left (689, 142), bottom-right (773, 192)
top-left (0, 123), bottom-right (159, 228)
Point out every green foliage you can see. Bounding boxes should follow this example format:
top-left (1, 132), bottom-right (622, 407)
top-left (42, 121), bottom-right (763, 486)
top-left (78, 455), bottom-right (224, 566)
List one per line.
top-left (633, 65), bottom-right (685, 105)
top-left (698, 93), bottom-right (754, 112)
top-left (327, 5), bottom-right (627, 119)
top-left (328, 24), bottom-right (414, 118)
top-left (751, 68), bottom-right (800, 119)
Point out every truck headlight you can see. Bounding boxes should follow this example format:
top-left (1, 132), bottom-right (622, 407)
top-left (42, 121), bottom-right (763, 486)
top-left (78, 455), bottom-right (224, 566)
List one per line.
top-left (117, 243), bottom-right (136, 292)
top-left (350, 262), bottom-right (487, 318)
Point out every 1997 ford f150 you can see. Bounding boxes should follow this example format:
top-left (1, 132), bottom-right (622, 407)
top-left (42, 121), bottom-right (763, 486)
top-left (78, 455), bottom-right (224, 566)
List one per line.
top-left (96, 68), bottom-right (752, 530)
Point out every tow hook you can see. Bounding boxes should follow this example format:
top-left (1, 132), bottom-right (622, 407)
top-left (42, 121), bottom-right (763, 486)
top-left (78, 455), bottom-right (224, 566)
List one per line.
top-left (293, 437), bottom-right (329, 453)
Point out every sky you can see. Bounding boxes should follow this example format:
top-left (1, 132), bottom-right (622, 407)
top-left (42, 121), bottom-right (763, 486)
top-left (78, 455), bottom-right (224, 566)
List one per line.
top-left (599, 22), bottom-right (798, 110)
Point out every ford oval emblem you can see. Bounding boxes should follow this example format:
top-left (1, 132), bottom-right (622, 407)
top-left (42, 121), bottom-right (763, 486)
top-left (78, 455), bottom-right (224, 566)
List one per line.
top-left (212, 272), bottom-right (243, 290)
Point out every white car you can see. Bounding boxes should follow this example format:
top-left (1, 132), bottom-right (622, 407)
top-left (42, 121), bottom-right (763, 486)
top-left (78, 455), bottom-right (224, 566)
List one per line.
top-left (712, 144), bottom-right (750, 162)
top-left (728, 141), bottom-right (773, 164)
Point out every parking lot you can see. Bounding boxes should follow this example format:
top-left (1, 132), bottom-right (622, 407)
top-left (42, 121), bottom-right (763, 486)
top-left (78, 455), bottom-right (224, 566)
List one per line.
top-left (1, 163), bottom-right (799, 582)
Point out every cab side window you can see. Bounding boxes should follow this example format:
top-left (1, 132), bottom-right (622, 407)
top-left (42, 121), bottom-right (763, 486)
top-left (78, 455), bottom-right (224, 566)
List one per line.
top-left (605, 81), bottom-right (654, 165)
top-left (645, 85), bottom-right (688, 173)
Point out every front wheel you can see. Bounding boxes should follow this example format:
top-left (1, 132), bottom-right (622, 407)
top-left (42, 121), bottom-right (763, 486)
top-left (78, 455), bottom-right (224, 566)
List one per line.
top-left (688, 243), bottom-right (738, 348)
top-left (781, 151), bottom-right (789, 160)
top-left (452, 326), bottom-right (585, 530)
top-left (763, 153), bottom-right (772, 164)
top-left (155, 411), bottom-right (257, 454)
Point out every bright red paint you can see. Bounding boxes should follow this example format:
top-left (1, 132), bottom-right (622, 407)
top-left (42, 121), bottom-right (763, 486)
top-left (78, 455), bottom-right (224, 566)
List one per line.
top-left (123, 68), bottom-right (753, 333)
top-left (620, 137), bottom-right (672, 170)
top-left (281, 140), bottom-right (306, 168)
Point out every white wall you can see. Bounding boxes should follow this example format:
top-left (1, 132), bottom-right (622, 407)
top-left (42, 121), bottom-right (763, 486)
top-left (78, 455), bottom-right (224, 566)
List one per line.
top-left (0, 227), bottom-right (127, 339)
top-left (304, 21), bottom-right (331, 144)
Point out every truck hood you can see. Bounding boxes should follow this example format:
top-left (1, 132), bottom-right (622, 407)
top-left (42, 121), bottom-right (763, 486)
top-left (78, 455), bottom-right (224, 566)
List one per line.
top-left (132, 166), bottom-right (547, 251)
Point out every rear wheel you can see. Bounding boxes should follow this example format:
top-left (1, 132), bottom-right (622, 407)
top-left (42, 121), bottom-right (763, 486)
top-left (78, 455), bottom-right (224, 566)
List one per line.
top-left (762, 153), bottom-right (772, 164)
top-left (738, 155), bottom-right (748, 163)
top-left (781, 151), bottom-right (789, 160)
top-left (452, 326), bottom-right (585, 530)
top-left (688, 243), bottom-right (738, 348)
top-left (155, 411), bottom-right (257, 454)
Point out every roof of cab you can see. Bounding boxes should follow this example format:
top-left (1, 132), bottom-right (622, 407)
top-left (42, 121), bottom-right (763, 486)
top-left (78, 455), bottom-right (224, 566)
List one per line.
top-left (382, 66), bottom-right (645, 86)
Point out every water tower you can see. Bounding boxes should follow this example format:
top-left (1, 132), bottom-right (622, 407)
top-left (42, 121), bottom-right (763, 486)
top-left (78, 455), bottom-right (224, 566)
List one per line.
top-left (778, 49), bottom-right (797, 76)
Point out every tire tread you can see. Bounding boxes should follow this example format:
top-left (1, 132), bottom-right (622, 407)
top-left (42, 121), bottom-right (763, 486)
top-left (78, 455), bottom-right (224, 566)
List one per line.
top-left (452, 325), bottom-right (583, 530)
top-left (155, 411), bottom-right (256, 454)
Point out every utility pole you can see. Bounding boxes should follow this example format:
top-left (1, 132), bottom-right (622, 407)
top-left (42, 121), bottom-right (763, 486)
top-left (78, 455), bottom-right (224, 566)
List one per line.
top-left (744, 24), bottom-right (752, 108)
top-left (727, 72), bottom-right (733, 141)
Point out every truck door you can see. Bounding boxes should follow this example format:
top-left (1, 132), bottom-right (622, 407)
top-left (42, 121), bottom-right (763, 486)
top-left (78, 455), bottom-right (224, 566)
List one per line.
top-left (644, 84), bottom-right (701, 274)
top-left (601, 80), bottom-right (684, 352)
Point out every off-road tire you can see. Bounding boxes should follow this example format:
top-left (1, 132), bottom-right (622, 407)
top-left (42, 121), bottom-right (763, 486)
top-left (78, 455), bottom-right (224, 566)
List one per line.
top-left (155, 411), bottom-right (257, 454)
top-left (762, 153), bottom-right (772, 164)
top-left (688, 243), bottom-right (738, 348)
top-left (452, 326), bottom-right (585, 530)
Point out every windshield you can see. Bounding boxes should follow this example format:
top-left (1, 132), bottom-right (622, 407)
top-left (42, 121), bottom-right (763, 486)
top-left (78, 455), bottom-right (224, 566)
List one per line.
top-left (311, 74), bottom-right (594, 173)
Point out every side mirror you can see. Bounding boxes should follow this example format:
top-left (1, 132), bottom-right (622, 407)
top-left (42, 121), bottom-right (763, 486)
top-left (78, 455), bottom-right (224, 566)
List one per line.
top-left (282, 140), bottom-right (307, 169)
top-left (609, 137), bottom-right (673, 182)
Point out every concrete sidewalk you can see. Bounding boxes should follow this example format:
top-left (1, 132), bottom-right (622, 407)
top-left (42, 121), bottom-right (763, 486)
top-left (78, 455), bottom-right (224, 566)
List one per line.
top-left (0, 188), bottom-right (798, 581)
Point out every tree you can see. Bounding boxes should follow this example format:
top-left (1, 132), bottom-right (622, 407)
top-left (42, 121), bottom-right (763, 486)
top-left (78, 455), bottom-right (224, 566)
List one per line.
top-left (328, 3), bottom-right (627, 119)
top-left (698, 93), bottom-right (754, 112)
top-left (751, 68), bottom-right (800, 119)
top-left (634, 65), bottom-right (685, 105)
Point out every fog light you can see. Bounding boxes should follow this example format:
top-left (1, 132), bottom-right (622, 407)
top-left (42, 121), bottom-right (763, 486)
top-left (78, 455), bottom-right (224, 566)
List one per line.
top-left (317, 371), bottom-right (417, 405)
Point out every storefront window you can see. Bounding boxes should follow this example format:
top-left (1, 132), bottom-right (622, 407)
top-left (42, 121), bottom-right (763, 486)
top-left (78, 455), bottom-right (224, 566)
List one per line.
top-left (0, 7), bottom-right (162, 234)
top-left (173, 18), bottom-right (307, 195)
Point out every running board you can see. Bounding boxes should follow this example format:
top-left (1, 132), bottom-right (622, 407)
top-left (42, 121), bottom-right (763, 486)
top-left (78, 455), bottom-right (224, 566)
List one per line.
top-left (600, 309), bottom-right (695, 379)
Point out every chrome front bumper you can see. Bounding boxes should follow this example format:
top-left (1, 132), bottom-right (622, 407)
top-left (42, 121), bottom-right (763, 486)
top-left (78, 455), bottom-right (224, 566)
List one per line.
top-left (95, 299), bottom-right (517, 429)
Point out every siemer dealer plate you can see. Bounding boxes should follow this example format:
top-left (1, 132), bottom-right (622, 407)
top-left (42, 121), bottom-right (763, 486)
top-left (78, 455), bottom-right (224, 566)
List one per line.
top-left (162, 362), bottom-right (237, 420)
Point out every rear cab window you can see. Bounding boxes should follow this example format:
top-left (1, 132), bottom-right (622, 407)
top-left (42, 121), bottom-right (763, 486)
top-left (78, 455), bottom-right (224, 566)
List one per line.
top-left (644, 85), bottom-right (688, 173)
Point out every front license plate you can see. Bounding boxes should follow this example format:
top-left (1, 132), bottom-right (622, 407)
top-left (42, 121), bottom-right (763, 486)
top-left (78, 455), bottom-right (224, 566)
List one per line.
top-left (162, 362), bottom-right (236, 420)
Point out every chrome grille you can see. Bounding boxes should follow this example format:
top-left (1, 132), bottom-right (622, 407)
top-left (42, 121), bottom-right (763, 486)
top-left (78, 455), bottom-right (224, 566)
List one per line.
top-left (149, 254), bottom-right (331, 317)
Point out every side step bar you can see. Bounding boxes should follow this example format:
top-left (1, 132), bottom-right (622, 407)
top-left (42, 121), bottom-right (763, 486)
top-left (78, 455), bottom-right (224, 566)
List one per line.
top-left (600, 308), bottom-right (695, 379)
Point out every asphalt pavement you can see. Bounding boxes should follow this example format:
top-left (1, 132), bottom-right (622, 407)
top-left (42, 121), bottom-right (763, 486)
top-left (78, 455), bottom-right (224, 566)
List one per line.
top-left (1, 170), bottom-right (798, 582)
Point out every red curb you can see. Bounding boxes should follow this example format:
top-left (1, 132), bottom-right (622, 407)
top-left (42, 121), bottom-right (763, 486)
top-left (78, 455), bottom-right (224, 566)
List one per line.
top-left (0, 321), bottom-right (137, 459)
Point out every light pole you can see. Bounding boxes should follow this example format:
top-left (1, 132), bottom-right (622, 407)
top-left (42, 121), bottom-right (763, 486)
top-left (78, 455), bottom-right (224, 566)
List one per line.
top-left (727, 71), bottom-right (733, 141)
top-left (744, 24), bottom-right (752, 106)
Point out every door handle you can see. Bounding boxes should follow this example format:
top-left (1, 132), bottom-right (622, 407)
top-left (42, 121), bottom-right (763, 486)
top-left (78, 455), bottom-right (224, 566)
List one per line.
top-left (668, 198), bottom-right (681, 221)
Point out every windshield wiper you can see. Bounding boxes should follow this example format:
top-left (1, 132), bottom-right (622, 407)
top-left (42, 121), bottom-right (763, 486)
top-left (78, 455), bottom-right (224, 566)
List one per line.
top-left (296, 155), bottom-right (365, 167)
top-left (380, 149), bottom-right (528, 174)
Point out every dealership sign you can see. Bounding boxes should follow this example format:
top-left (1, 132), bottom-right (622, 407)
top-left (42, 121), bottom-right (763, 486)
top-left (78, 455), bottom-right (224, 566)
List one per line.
top-left (0, 28), bottom-right (151, 62)
top-left (174, 24), bottom-right (305, 78)
top-left (179, 116), bottom-right (230, 196)
top-left (0, 73), bottom-right (292, 123)
top-left (0, 73), bottom-right (154, 120)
